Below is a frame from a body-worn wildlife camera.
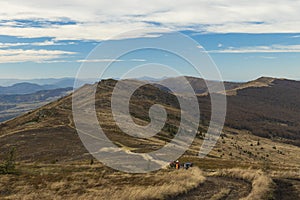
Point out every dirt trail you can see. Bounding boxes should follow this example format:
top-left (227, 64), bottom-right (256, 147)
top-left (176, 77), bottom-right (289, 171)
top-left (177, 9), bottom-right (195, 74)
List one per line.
top-left (273, 178), bottom-right (300, 200)
top-left (168, 176), bottom-right (252, 200)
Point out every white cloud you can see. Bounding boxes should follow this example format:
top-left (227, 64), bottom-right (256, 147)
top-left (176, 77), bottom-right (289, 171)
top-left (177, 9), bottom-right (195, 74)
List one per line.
top-left (31, 40), bottom-right (65, 46)
top-left (77, 58), bottom-right (147, 63)
top-left (77, 59), bottom-right (124, 63)
top-left (260, 56), bottom-right (277, 59)
top-left (0, 43), bottom-right (28, 48)
top-left (0, 40), bottom-right (73, 48)
top-left (38, 60), bottom-right (73, 63)
top-left (0, 49), bottom-right (76, 63)
top-left (0, 0), bottom-right (300, 40)
top-left (129, 59), bottom-right (146, 62)
top-left (209, 44), bottom-right (300, 53)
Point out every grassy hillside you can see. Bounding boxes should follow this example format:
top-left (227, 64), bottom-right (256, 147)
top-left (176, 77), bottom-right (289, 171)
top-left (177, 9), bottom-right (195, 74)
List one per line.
top-left (0, 77), bottom-right (299, 199)
top-left (225, 78), bottom-right (300, 146)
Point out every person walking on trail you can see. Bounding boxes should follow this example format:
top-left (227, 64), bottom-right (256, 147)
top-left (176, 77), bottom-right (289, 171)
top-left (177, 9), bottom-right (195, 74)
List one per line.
top-left (175, 160), bottom-right (180, 169)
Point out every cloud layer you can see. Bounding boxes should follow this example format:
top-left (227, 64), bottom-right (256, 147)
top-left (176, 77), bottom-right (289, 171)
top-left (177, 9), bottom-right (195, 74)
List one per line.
top-left (0, 49), bottom-right (76, 63)
top-left (210, 45), bottom-right (300, 53)
top-left (1, 1), bottom-right (300, 64)
top-left (1, 0), bottom-right (300, 40)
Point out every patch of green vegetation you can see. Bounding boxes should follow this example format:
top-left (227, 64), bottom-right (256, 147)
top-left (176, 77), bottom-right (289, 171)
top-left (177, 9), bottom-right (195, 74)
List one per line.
top-left (0, 147), bottom-right (17, 174)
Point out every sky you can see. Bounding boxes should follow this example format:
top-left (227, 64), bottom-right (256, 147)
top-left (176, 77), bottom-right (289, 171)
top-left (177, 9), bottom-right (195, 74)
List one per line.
top-left (0, 0), bottom-right (300, 81)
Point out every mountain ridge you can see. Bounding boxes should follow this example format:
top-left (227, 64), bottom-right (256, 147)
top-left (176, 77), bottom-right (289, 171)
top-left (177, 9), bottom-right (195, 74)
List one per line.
top-left (0, 76), bottom-right (299, 163)
top-left (0, 82), bottom-right (58, 95)
top-left (0, 78), bottom-right (96, 88)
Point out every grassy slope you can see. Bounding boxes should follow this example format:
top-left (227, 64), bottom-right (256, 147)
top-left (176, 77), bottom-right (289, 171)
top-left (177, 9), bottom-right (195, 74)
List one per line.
top-left (0, 162), bottom-right (205, 200)
top-left (0, 78), bottom-right (300, 199)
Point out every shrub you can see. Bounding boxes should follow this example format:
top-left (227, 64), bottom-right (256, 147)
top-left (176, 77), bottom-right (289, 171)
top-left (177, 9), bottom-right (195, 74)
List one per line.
top-left (0, 147), bottom-right (17, 174)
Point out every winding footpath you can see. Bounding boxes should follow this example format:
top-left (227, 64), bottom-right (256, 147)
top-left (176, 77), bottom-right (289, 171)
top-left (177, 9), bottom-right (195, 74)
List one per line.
top-left (168, 176), bottom-right (252, 200)
top-left (168, 176), bottom-right (300, 200)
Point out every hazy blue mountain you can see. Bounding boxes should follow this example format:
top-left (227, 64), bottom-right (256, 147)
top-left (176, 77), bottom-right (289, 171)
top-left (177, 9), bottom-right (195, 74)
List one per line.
top-left (0, 87), bottom-right (72, 104)
top-left (137, 76), bottom-right (169, 82)
top-left (0, 87), bottom-right (72, 122)
top-left (0, 83), bottom-right (58, 95)
top-left (0, 78), bottom-right (97, 88)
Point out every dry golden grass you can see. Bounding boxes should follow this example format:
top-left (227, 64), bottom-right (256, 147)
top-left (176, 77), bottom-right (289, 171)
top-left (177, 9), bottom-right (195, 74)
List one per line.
top-left (270, 169), bottom-right (300, 179)
top-left (80, 167), bottom-right (205, 200)
top-left (210, 188), bottom-right (231, 200)
top-left (0, 163), bottom-right (205, 200)
top-left (223, 77), bottom-right (274, 96)
top-left (212, 168), bottom-right (274, 200)
top-left (187, 127), bottom-right (300, 171)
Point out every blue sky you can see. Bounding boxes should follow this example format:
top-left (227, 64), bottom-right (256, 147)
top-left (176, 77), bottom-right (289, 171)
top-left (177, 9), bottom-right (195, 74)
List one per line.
top-left (1, 1), bottom-right (300, 81)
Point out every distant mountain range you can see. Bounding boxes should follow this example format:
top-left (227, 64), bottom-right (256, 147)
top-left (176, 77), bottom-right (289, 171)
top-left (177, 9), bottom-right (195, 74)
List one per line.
top-left (0, 77), bottom-right (97, 88)
top-left (0, 83), bottom-right (58, 95)
top-left (0, 87), bottom-right (73, 104)
top-left (0, 87), bottom-right (72, 122)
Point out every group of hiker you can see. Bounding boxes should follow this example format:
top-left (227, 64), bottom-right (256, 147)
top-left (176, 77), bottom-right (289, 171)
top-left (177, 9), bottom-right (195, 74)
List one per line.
top-left (169, 160), bottom-right (193, 170)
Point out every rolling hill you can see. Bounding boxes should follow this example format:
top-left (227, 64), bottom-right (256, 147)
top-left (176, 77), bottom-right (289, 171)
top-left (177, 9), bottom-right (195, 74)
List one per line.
top-left (225, 78), bottom-right (300, 146)
top-left (0, 76), bottom-right (300, 199)
top-left (0, 77), bottom-right (299, 162)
